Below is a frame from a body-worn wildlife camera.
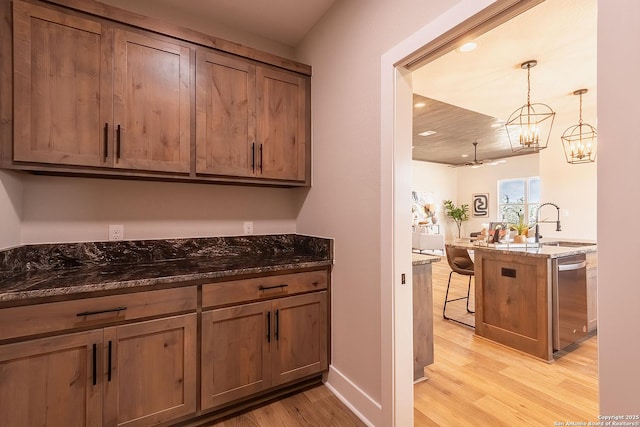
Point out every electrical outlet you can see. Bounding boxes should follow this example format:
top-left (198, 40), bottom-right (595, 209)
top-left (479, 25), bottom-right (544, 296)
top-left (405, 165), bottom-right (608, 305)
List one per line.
top-left (109, 224), bottom-right (124, 241)
top-left (243, 221), bottom-right (254, 235)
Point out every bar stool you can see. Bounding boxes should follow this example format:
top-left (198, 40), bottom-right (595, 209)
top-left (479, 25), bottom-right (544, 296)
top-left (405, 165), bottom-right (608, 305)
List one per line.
top-left (443, 245), bottom-right (475, 328)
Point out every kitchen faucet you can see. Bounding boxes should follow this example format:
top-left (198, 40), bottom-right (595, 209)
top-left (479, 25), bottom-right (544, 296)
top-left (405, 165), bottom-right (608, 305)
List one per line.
top-left (535, 202), bottom-right (561, 242)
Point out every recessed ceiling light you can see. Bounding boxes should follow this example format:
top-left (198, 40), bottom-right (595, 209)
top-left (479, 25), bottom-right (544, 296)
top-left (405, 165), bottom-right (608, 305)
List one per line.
top-left (418, 130), bottom-right (436, 137)
top-left (414, 102), bottom-right (426, 108)
top-left (456, 42), bottom-right (477, 53)
top-left (491, 123), bottom-right (503, 128)
top-left (461, 154), bottom-right (469, 158)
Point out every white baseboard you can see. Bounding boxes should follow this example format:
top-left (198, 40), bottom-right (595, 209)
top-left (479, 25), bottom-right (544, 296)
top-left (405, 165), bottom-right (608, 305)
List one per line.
top-left (324, 365), bottom-right (382, 427)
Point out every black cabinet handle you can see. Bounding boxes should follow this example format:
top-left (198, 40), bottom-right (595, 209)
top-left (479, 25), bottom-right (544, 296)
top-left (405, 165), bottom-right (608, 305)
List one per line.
top-left (258, 284), bottom-right (288, 291)
top-left (116, 125), bottom-right (121, 160)
top-left (76, 307), bottom-right (127, 317)
top-left (108, 340), bottom-right (113, 382)
top-left (259, 144), bottom-right (263, 173)
top-left (92, 343), bottom-right (97, 386)
top-left (103, 123), bottom-right (109, 162)
top-left (266, 312), bottom-right (271, 343)
top-left (251, 142), bottom-right (256, 172)
top-left (275, 309), bottom-right (279, 341)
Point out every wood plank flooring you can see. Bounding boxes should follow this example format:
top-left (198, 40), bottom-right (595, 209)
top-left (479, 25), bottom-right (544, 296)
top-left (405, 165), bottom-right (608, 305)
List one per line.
top-left (208, 254), bottom-right (598, 426)
top-left (208, 384), bottom-right (366, 426)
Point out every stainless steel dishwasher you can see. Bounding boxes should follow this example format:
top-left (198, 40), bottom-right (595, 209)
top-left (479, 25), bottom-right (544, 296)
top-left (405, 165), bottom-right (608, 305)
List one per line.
top-left (552, 254), bottom-right (589, 350)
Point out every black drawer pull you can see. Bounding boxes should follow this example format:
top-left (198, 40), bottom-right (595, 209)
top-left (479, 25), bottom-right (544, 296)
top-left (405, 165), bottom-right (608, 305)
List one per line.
top-left (258, 284), bottom-right (288, 291)
top-left (116, 124), bottom-right (121, 160)
top-left (266, 312), bottom-right (271, 343)
top-left (251, 142), bottom-right (256, 172)
top-left (275, 309), bottom-right (279, 341)
top-left (108, 340), bottom-right (113, 382)
top-left (103, 123), bottom-right (109, 162)
top-left (92, 343), bottom-right (97, 386)
top-left (76, 307), bottom-right (127, 317)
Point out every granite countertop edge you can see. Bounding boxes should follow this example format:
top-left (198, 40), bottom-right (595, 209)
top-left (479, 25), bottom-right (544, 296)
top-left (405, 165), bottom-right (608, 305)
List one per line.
top-left (0, 259), bottom-right (333, 304)
top-left (0, 234), bottom-right (334, 305)
top-left (446, 240), bottom-right (597, 259)
top-left (411, 253), bottom-right (442, 266)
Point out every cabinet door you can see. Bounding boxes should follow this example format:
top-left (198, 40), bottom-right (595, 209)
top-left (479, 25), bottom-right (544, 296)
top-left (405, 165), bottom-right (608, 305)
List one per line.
top-left (103, 314), bottom-right (196, 427)
top-left (0, 330), bottom-right (103, 427)
top-left (271, 292), bottom-right (327, 386)
top-left (201, 301), bottom-right (272, 410)
top-left (113, 30), bottom-right (190, 173)
top-left (196, 50), bottom-right (256, 177)
top-left (13, 1), bottom-right (112, 167)
top-left (256, 67), bottom-right (307, 181)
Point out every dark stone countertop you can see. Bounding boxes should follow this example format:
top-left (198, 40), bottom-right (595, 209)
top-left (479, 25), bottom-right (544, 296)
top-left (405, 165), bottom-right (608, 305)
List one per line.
top-left (0, 234), bottom-right (333, 304)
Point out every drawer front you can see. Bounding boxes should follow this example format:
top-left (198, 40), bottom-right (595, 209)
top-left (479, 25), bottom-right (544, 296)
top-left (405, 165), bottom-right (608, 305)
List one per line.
top-left (202, 270), bottom-right (328, 309)
top-left (0, 286), bottom-right (197, 341)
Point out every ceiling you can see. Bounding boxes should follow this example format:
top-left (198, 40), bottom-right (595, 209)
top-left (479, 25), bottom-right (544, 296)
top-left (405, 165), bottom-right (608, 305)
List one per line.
top-left (129, 0), bottom-right (336, 47)
top-left (412, 0), bottom-right (597, 166)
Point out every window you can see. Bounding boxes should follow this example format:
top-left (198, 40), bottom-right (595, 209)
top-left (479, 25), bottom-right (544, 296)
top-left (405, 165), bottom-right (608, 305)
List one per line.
top-left (498, 176), bottom-right (540, 225)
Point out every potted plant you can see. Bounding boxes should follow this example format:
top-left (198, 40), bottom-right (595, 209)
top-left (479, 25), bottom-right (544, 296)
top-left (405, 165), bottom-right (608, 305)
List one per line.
top-left (509, 212), bottom-right (532, 243)
top-left (443, 200), bottom-right (469, 239)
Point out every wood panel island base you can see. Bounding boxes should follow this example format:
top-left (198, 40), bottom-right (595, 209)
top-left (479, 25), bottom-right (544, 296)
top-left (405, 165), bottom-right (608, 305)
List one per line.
top-left (449, 241), bottom-right (597, 362)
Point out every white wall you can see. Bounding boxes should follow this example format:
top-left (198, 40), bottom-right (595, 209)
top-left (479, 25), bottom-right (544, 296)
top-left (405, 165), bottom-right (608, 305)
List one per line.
top-left (457, 154), bottom-right (540, 236)
top-left (412, 160), bottom-right (458, 240)
top-left (597, 0), bottom-right (640, 415)
top-left (0, 171), bottom-right (22, 249)
top-left (295, 1), bottom-right (488, 425)
top-left (415, 151), bottom-right (596, 243)
top-left (20, 175), bottom-right (298, 243)
top-left (539, 122), bottom-right (597, 241)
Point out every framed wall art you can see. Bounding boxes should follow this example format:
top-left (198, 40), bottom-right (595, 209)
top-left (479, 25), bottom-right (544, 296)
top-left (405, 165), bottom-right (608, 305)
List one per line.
top-left (472, 193), bottom-right (489, 218)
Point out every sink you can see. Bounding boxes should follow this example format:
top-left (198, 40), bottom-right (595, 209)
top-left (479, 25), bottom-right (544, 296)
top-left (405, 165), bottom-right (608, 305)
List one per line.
top-left (541, 241), bottom-right (596, 247)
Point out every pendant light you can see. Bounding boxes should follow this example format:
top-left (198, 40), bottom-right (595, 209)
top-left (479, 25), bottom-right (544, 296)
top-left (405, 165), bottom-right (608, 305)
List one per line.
top-left (505, 60), bottom-right (556, 153)
top-left (561, 89), bottom-right (597, 164)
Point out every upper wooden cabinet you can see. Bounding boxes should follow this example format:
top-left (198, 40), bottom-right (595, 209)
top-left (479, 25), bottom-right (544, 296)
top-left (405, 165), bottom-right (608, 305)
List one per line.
top-left (12, 1), bottom-right (112, 168)
top-left (196, 51), bottom-right (256, 178)
top-left (12, 1), bottom-right (191, 174)
top-left (196, 50), bottom-right (308, 182)
top-left (112, 30), bottom-right (190, 173)
top-left (5, 0), bottom-right (310, 186)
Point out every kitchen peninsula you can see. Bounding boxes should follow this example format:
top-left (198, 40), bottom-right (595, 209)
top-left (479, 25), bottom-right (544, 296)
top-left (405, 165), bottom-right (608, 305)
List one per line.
top-left (447, 240), bottom-right (597, 361)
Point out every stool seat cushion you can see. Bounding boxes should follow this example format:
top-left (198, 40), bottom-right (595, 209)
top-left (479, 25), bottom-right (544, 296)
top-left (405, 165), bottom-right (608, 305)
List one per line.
top-left (453, 256), bottom-right (474, 270)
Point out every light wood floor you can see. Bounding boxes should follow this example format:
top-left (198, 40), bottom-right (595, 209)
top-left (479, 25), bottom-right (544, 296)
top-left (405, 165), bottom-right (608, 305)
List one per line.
top-left (208, 384), bottom-right (366, 426)
top-left (209, 255), bottom-right (599, 426)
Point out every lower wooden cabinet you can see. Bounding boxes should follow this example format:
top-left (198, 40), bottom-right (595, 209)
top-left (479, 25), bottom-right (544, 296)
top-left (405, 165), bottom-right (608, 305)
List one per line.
top-left (0, 269), bottom-right (330, 426)
top-left (0, 330), bottom-right (104, 427)
top-left (201, 291), bottom-right (327, 410)
top-left (0, 314), bottom-right (196, 427)
top-left (103, 314), bottom-right (197, 427)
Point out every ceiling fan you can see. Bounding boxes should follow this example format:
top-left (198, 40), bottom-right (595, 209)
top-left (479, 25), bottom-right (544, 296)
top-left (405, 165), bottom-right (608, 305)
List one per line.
top-left (451, 141), bottom-right (485, 168)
